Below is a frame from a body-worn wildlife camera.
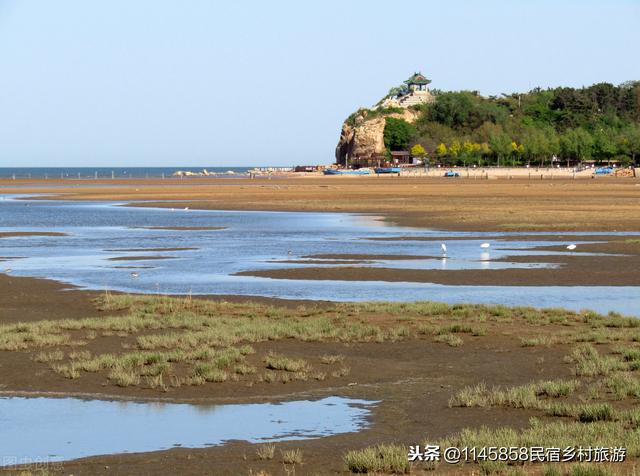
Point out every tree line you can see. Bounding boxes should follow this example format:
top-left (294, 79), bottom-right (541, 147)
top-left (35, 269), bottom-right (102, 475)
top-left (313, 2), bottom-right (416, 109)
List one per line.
top-left (381, 81), bottom-right (640, 167)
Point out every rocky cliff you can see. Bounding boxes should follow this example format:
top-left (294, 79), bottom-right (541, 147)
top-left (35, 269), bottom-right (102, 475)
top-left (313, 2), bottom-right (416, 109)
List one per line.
top-left (335, 108), bottom-right (419, 165)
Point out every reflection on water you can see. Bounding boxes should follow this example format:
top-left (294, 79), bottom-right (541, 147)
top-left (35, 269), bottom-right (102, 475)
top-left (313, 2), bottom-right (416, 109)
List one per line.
top-left (1, 197), bottom-right (639, 315)
top-left (0, 396), bottom-right (375, 464)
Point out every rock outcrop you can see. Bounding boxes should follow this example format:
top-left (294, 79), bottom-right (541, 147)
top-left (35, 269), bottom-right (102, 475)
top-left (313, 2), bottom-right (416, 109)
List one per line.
top-left (335, 108), bottom-right (420, 165)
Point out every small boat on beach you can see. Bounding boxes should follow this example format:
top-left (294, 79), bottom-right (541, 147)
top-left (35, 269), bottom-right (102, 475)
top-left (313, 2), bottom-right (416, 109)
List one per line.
top-left (374, 167), bottom-right (401, 174)
top-left (323, 169), bottom-right (371, 176)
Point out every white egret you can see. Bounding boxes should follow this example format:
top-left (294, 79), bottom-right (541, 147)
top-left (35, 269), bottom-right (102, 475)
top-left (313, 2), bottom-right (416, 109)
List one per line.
top-left (440, 243), bottom-right (447, 255)
top-left (184, 207), bottom-right (189, 211)
top-left (480, 243), bottom-right (490, 249)
top-left (567, 244), bottom-right (577, 250)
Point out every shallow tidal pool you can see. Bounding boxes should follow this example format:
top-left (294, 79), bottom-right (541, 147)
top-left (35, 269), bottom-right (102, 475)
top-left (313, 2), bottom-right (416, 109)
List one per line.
top-left (0, 395), bottom-right (375, 465)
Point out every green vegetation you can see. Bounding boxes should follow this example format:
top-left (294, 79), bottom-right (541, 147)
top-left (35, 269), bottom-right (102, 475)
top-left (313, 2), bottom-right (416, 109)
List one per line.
top-left (566, 344), bottom-right (626, 376)
top-left (449, 380), bottom-right (580, 409)
top-left (343, 444), bottom-right (410, 474)
top-left (4, 294), bottom-right (640, 404)
top-left (383, 117), bottom-right (416, 151)
top-left (264, 353), bottom-right (309, 372)
top-left (320, 354), bottom-right (345, 365)
top-left (434, 333), bottom-right (463, 347)
top-left (437, 419), bottom-right (637, 464)
top-left (370, 81), bottom-right (640, 166)
top-left (256, 443), bottom-right (276, 460)
top-left (281, 448), bottom-right (303, 465)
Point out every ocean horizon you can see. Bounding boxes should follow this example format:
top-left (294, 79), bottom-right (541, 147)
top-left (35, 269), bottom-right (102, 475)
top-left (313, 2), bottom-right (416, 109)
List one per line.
top-left (0, 166), bottom-right (290, 179)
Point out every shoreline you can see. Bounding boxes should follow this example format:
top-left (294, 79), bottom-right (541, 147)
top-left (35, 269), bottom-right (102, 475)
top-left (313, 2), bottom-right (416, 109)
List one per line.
top-left (2, 176), bottom-right (640, 232)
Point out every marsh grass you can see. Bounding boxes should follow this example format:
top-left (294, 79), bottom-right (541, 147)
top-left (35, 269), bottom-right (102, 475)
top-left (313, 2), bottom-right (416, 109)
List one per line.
top-left (256, 443), bottom-right (276, 460)
top-left (52, 362), bottom-right (80, 379)
top-left (434, 333), bottom-right (463, 347)
top-left (264, 353), bottom-right (310, 372)
top-left (570, 465), bottom-right (615, 476)
top-left (33, 350), bottom-right (64, 363)
top-left (320, 354), bottom-right (345, 365)
top-left (281, 448), bottom-right (303, 465)
top-left (437, 323), bottom-right (485, 336)
top-left (605, 373), bottom-right (640, 399)
top-left (234, 363), bottom-right (256, 375)
top-left (437, 418), bottom-right (640, 459)
top-left (450, 380), bottom-right (580, 409)
top-left (192, 363), bottom-right (228, 382)
top-left (521, 335), bottom-right (558, 347)
top-left (343, 444), bottom-right (410, 474)
top-left (145, 374), bottom-right (168, 391)
top-left (5, 294), bottom-right (638, 394)
top-left (68, 350), bottom-right (91, 361)
top-left (331, 367), bottom-right (350, 378)
top-left (567, 345), bottom-right (626, 376)
top-left (108, 367), bottom-right (141, 387)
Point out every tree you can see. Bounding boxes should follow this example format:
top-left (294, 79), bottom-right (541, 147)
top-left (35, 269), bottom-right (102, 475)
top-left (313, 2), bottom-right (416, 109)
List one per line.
top-left (619, 124), bottom-right (640, 164)
top-left (449, 141), bottom-right (461, 159)
top-left (410, 143), bottom-right (426, 158)
top-left (593, 128), bottom-right (618, 162)
top-left (383, 118), bottom-right (416, 151)
top-left (560, 128), bottom-right (594, 162)
top-left (489, 133), bottom-right (512, 166)
top-left (429, 92), bottom-right (474, 128)
top-left (436, 143), bottom-right (447, 161)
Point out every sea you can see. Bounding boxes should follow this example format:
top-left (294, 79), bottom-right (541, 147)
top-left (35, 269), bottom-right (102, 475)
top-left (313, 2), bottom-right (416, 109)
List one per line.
top-left (0, 167), bottom-right (272, 179)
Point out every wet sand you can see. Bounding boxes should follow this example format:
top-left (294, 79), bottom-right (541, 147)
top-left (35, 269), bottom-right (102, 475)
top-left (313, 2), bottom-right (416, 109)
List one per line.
top-left (104, 247), bottom-right (198, 252)
top-left (303, 253), bottom-right (439, 260)
top-left (0, 231), bottom-right (68, 238)
top-left (106, 255), bottom-right (178, 261)
top-left (0, 274), bottom-right (583, 475)
top-left (128, 226), bottom-right (226, 231)
top-left (237, 240), bottom-right (640, 287)
top-left (2, 176), bottom-right (639, 232)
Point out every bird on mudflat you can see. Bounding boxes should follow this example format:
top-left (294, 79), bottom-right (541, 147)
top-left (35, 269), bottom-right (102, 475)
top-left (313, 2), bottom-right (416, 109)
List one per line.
top-left (567, 244), bottom-right (577, 250)
top-left (4, 268), bottom-right (12, 274)
top-left (130, 272), bottom-right (139, 279)
top-left (480, 242), bottom-right (490, 249)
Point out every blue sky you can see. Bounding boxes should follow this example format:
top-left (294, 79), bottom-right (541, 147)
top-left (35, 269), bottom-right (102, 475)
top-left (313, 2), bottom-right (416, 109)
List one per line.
top-left (0, 0), bottom-right (638, 167)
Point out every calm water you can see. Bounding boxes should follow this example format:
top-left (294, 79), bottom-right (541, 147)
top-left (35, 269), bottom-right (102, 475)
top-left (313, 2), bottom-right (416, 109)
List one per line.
top-left (1, 197), bottom-right (639, 315)
top-left (0, 167), bottom-right (255, 179)
top-left (0, 396), bottom-right (374, 465)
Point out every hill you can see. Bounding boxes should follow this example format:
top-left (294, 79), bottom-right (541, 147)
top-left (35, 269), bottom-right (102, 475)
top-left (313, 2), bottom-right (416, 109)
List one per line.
top-left (336, 81), bottom-right (640, 168)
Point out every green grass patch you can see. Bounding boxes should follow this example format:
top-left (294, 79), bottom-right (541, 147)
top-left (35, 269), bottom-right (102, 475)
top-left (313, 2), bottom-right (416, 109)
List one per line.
top-left (344, 444), bottom-right (410, 474)
top-left (264, 353), bottom-right (310, 372)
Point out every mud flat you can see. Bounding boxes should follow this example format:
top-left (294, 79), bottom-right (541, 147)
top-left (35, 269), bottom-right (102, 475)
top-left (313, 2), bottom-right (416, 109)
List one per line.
top-left (0, 231), bottom-right (68, 238)
top-left (106, 256), bottom-right (178, 261)
top-left (1, 274), bottom-right (640, 474)
top-left (237, 238), bottom-right (640, 287)
top-left (2, 176), bottom-right (639, 232)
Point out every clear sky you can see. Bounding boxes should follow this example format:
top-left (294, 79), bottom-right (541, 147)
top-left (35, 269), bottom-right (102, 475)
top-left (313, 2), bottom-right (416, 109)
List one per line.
top-left (0, 0), bottom-right (638, 167)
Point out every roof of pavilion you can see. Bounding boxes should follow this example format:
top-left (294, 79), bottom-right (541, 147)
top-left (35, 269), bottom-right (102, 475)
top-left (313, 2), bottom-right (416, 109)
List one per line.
top-left (404, 72), bottom-right (431, 85)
